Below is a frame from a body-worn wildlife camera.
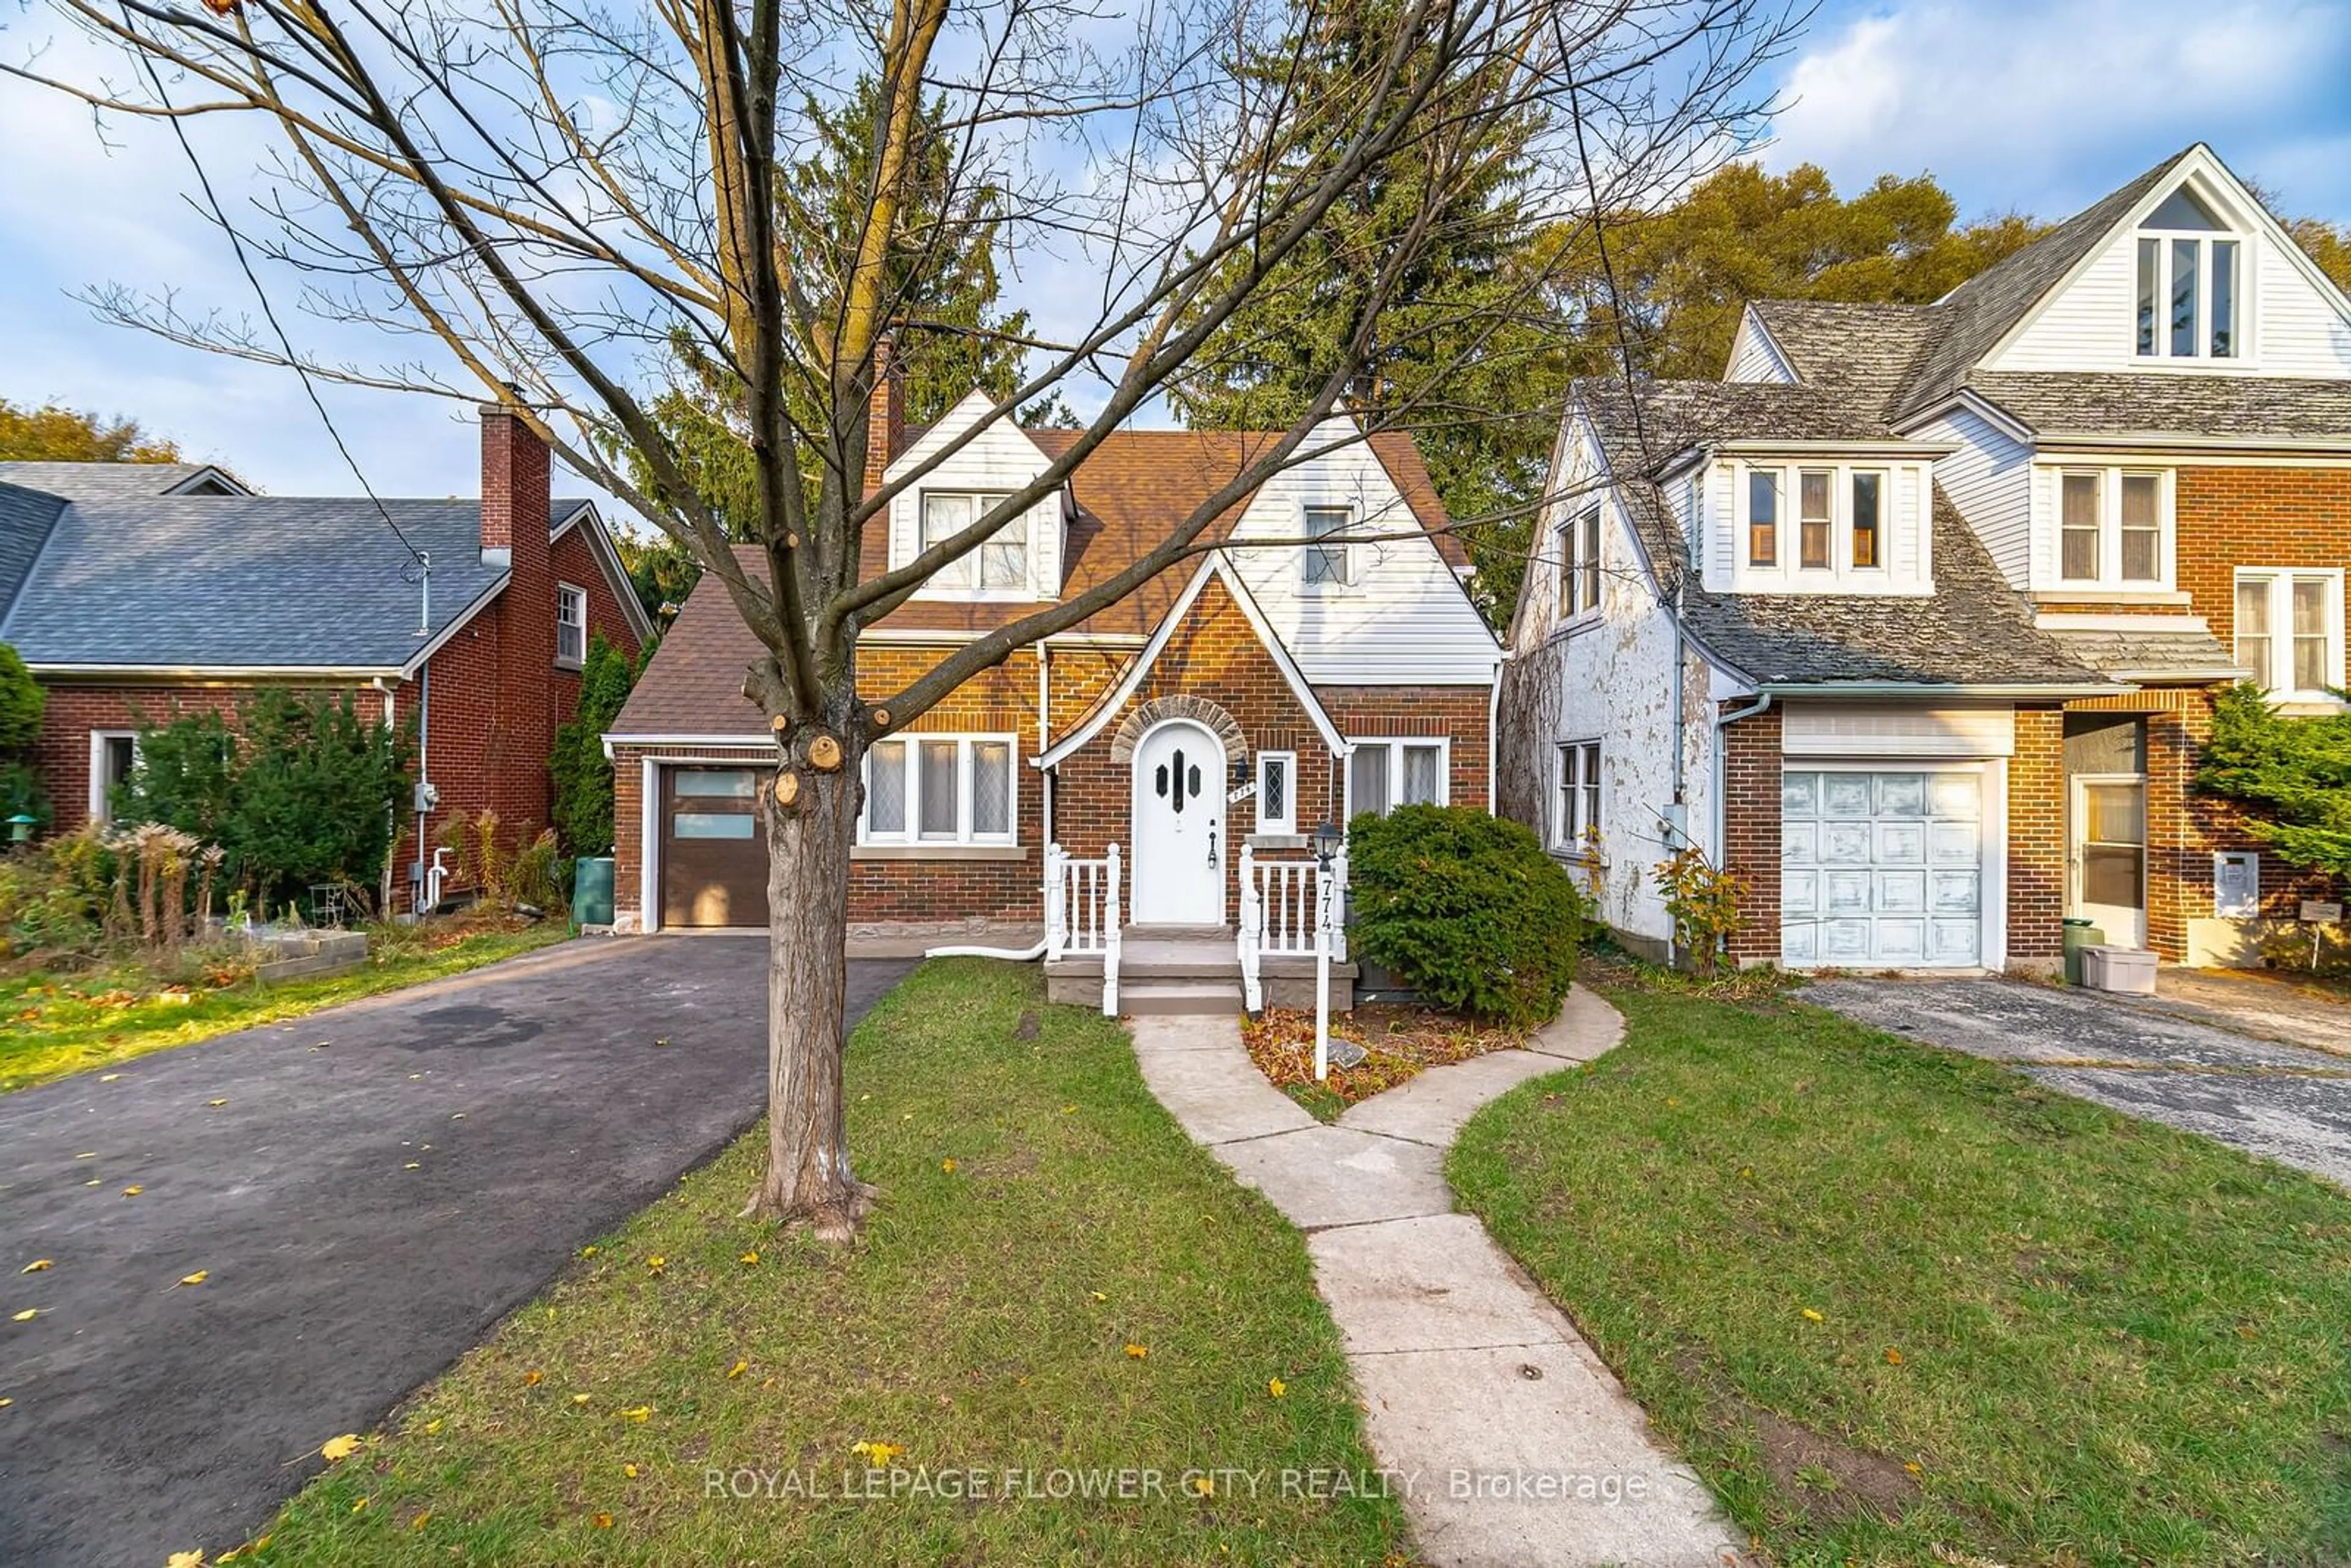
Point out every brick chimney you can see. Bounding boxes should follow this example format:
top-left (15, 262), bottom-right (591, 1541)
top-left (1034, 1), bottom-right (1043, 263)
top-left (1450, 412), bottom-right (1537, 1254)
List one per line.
top-left (479, 399), bottom-right (550, 571)
top-left (861, 335), bottom-right (904, 496)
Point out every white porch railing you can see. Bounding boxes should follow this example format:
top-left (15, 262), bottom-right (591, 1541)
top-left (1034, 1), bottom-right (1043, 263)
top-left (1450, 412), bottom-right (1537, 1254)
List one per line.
top-left (1237, 842), bottom-right (1348, 1012)
top-left (1044, 841), bottom-right (1121, 1016)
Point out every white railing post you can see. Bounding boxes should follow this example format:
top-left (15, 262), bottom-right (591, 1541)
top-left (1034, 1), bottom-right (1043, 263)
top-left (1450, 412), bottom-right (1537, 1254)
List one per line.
top-left (1330, 839), bottom-right (1351, 962)
top-left (1238, 843), bottom-right (1263, 1013)
top-left (1313, 855), bottom-right (1333, 1081)
top-left (1044, 842), bottom-right (1068, 961)
top-left (1100, 843), bottom-right (1122, 1016)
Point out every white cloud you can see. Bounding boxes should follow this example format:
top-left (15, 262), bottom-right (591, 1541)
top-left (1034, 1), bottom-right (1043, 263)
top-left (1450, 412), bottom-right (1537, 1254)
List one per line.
top-left (1766, 0), bottom-right (2351, 221)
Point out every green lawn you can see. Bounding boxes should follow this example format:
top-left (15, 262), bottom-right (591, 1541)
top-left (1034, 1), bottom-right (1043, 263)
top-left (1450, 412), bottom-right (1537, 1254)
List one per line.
top-left (251, 959), bottom-right (1407, 1567)
top-left (1451, 978), bottom-right (2351, 1568)
top-left (0, 922), bottom-right (570, 1093)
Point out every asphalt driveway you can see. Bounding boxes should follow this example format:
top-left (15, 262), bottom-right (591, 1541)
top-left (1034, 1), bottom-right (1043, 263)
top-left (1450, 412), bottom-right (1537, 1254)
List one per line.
top-left (1809, 976), bottom-right (2351, 1190)
top-left (0, 936), bottom-right (912, 1568)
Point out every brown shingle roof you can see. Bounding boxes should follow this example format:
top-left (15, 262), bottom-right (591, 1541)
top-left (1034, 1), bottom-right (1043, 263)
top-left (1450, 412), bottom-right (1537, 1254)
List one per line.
top-left (612, 424), bottom-right (1458, 736)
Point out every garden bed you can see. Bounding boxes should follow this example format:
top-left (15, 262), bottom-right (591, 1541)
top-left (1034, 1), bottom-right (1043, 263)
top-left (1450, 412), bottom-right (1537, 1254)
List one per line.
top-left (1241, 1002), bottom-right (1528, 1120)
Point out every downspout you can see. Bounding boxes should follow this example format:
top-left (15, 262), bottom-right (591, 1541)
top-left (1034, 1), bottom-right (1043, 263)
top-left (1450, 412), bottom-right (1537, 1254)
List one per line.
top-left (414, 659), bottom-right (432, 916)
top-left (929, 639), bottom-right (1054, 963)
top-left (1485, 653), bottom-right (1502, 812)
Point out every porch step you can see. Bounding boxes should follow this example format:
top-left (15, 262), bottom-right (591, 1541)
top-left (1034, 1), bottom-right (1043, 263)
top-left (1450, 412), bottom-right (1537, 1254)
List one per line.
top-left (1119, 980), bottom-right (1245, 1017)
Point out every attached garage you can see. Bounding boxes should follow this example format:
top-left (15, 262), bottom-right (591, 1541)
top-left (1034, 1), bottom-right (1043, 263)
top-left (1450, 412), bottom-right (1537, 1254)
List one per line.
top-left (658, 766), bottom-right (768, 928)
top-left (1775, 705), bottom-right (2013, 971)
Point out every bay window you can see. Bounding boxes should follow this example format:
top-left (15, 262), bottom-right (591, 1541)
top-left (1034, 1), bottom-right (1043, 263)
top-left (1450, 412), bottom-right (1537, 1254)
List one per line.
top-left (860, 734), bottom-right (1018, 845)
top-left (2235, 570), bottom-right (2344, 698)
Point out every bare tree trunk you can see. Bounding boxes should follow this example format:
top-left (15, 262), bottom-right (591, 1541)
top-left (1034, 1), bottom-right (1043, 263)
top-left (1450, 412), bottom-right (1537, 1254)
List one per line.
top-left (747, 733), bottom-right (871, 1239)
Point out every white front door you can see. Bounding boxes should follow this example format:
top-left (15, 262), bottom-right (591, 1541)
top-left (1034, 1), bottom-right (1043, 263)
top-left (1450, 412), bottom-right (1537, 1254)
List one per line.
top-left (1131, 721), bottom-right (1226, 925)
top-left (2071, 775), bottom-right (2148, 947)
top-left (1782, 768), bottom-right (1985, 967)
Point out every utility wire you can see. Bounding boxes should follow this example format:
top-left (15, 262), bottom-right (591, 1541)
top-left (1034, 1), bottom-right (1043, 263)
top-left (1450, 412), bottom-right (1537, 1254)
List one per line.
top-left (128, 24), bottom-right (430, 577)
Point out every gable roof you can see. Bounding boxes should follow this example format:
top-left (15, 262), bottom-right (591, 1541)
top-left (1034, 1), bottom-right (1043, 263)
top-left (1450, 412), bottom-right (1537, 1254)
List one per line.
top-left (1573, 377), bottom-right (2106, 689)
top-left (1743, 301), bottom-right (1946, 418)
top-left (0, 461), bottom-right (246, 500)
top-left (0, 494), bottom-right (615, 673)
top-left (0, 482), bottom-right (70, 618)
top-left (606, 545), bottom-right (771, 737)
top-left (853, 423), bottom-right (1463, 640)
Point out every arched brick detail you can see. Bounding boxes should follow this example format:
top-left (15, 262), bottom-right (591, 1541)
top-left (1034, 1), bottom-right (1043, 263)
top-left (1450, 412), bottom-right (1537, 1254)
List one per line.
top-left (1110, 694), bottom-right (1245, 764)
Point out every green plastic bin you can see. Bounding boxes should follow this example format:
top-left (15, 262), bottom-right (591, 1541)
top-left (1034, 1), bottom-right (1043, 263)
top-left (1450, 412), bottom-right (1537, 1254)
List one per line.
top-left (572, 855), bottom-right (615, 928)
top-left (2061, 917), bottom-right (2104, 986)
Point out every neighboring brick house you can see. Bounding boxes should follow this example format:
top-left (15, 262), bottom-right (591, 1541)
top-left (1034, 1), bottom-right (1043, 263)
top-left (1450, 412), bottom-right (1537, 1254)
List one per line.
top-left (0, 410), bottom-right (651, 912)
top-left (604, 388), bottom-right (1499, 939)
top-left (1500, 143), bottom-right (2351, 972)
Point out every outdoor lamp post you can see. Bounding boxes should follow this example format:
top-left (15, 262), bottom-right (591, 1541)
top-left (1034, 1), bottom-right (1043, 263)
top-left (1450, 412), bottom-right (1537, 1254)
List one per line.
top-left (6, 812), bottom-right (34, 846)
top-left (1312, 818), bottom-right (1340, 1080)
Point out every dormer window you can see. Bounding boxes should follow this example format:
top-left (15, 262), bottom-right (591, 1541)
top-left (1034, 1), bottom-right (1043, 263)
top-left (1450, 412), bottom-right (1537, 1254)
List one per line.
top-left (2134, 186), bottom-right (2240, 360)
top-left (1850, 473), bottom-right (1883, 569)
top-left (1745, 473), bottom-right (1777, 567)
top-left (923, 492), bottom-right (1029, 593)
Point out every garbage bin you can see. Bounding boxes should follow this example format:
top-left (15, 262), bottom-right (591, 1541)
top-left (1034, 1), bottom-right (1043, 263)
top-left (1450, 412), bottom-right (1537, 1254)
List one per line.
top-left (2081, 945), bottom-right (2158, 996)
top-left (572, 855), bottom-right (615, 929)
top-left (2062, 917), bottom-right (2104, 986)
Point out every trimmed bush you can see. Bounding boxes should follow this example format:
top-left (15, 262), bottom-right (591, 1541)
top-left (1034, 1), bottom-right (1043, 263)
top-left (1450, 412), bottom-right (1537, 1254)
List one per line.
top-left (0, 642), bottom-right (42, 753)
top-left (1346, 805), bottom-right (1587, 1027)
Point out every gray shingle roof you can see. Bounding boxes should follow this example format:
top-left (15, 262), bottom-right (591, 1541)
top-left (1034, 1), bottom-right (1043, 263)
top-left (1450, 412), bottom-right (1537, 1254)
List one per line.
top-left (0, 462), bottom-right (240, 501)
top-left (1577, 377), bottom-right (2104, 688)
top-left (1745, 300), bottom-right (1946, 418)
top-left (1965, 372), bottom-right (2351, 441)
top-left (0, 497), bottom-right (549, 670)
top-left (1889, 147), bottom-right (2197, 423)
top-left (0, 482), bottom-right (70, 621)
top-left (2043, 623), bottom-right (2246, 681)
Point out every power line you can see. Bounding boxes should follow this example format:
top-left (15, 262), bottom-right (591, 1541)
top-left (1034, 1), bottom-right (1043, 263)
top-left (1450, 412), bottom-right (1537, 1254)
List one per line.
top-left (127, 24), bottom-right (429, 576)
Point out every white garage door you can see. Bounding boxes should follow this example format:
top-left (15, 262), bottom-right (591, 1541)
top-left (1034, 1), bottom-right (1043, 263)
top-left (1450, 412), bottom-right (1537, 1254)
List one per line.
top-left (1782, 770), bottom-right (1983, 967)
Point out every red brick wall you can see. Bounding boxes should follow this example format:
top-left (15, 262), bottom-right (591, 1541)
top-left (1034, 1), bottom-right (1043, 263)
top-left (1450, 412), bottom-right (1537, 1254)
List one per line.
top-left (609, 580), bottom-right (1496, 931)
top-left (30, 683), bottom-right (347, 836)
top-left (2006, 707), bottom-right (2066, 964)
top-left (1719, 702), bottom-right (1781, 966)
top-left (2177, 467), bottom-right (2351, 647)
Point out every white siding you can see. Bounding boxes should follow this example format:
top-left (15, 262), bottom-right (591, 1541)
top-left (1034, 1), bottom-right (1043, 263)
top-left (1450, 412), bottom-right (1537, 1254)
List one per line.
top-left (1224, 418), bottom-right (1498, 685)
top-left (882, 392), bottom-right (1064, 597)
top-left (1919, 407), bottom-right (2032, 588)
top-left (1725, 310), bottom-right (1796, 383)
top-left (1704, 457), bottom-right (1937, 596)
top-left (1989, 228), bottom-right (2138, 371)
top-left (2255, 242), bottom-right (2351, 372)
top-left (1499, 437), bottom-right (1711, 948)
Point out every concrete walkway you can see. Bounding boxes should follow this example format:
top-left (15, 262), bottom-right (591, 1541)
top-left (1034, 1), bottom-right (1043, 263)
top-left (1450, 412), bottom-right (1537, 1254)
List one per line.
top-left (1130, 991), bottom-right (1744, 1568)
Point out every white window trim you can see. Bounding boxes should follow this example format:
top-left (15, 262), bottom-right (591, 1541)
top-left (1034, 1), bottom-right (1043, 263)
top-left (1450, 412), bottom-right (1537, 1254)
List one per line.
top-left (1255, 749), bottom-right (1297, 836)
top-left (857, 732), bottom-right (1021, 847)
top-left (1344, 736), bottom-right (1451, 819)
top-left (1733, 462), bottom-right (1914, 585)
top-left (2132, 224), bottom-right (2250, 366)
top-left (1554, 739), bottom-right (1602, 857)
top-left (2234, 567), bottom-right (2346, 703)
top-left (555, 581), bottom-right (588, 669)
top-left (912, 492), bottom-right (1034, 601)
top-left (2049, 467), bottom-right (2175, 591)
top-left (88, 730), bottom-right (140, 823)
top-left (1302, 501), bottom-right (1357, 592)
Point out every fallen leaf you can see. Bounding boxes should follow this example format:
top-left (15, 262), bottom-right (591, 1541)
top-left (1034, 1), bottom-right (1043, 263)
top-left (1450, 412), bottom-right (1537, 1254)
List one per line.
top-left (850, 1440), bottom-right (902, 1466)
top-left (20, 1260), bottom-right (52, 1274)
top-left (12, 1310), bottom-right (37, 1322)
top-left (1903, 1461), bottom-right (1922, 1476)
top-left (206, 1100), bottom-right (228, 1109)
top-left (1123, 1343), bottom-right (1148, 1359)
top-left (1090, 1291), bottom-right (1107, 1302)
top-left (940, 1158), bottom-right (957, 1174)
top-left (1190, 1474), bottom-right (1214, 1496)
top-left (449, 1112), bottom-right (465, 1120)
top-left (645, 1256), bottom-right (666, 1275)
top-left (1061, 1104), bottom-right (1078, 1114)
top-left (580, 1246), bottom-right (599, 1258)
top-left (524, 1369), bottom-right (544, 1386)
top-left (737, 1250), bottom-right (759, 1266)
top-left (122, 1186), bottom-right (143, 1198)
top-left (167, 1551), bottom-right (205, 1568)
top-left (74, 1152), bottom-right (95, 1160)
top-left (571, 1393), bottom-right (591, 1406)
top-left (410, 1511), bottom-right (430, 1532)
top-left (83, 1180), bottom-right (99, 1187)
top-left (320, 1433), bottom-right (362, 1461)
top-left (0, 1397), bottom-right (12, 1408)
top-left (422, 1419), bottom-right (443, 1436)
top-left (726, 1359), bottom-right (748, 1379)
top-left (174, 1270), bottom-right (209, 1288)
top-left (404, 1162), bottom-right (421, 1171)
top-left (1801, 1308), bottom-right (1823, 1323)
top-left (593, 1512), bottom-right (614, 1529)
top-left (623, 1463), bottom-right (639, 1479)
top-left (653, 1037), bottom-right (670, 1048)
top-left (350, 1497), bottom-right (368, 1514)
top-left (99, 1074), bottom-right (119, 1082)
top-left (1884, 1348), bottom-right (1903, 1365)
top-left (1268, 1378), bottom-right (1286, 1398)
top-left (619, 1406), bottom-right (651, 1422)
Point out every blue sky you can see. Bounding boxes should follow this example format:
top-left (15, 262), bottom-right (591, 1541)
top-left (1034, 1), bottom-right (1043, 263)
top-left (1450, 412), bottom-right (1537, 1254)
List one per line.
top-left (1, 0), bottom-right (2347, 503)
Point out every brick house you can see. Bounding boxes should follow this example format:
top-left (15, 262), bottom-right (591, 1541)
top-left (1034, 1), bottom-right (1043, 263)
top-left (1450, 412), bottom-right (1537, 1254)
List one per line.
top-left (603, 387), bottom-right (1499, 989)
top-left (0, 409), bottom-right (651, 911)
top-left (1499, 143), bottom-right (2351, 972)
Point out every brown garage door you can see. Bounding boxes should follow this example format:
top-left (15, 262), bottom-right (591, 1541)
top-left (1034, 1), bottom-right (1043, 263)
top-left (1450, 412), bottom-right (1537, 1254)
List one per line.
top-left (660, 767), bottom-right (769, 928)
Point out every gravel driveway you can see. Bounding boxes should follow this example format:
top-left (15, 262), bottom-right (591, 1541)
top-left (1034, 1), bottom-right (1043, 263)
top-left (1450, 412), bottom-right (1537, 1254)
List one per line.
top-left (0, 935), bottom-right (911, 1568)
top-left (1809, 976), bottom-right (2351, 1190)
